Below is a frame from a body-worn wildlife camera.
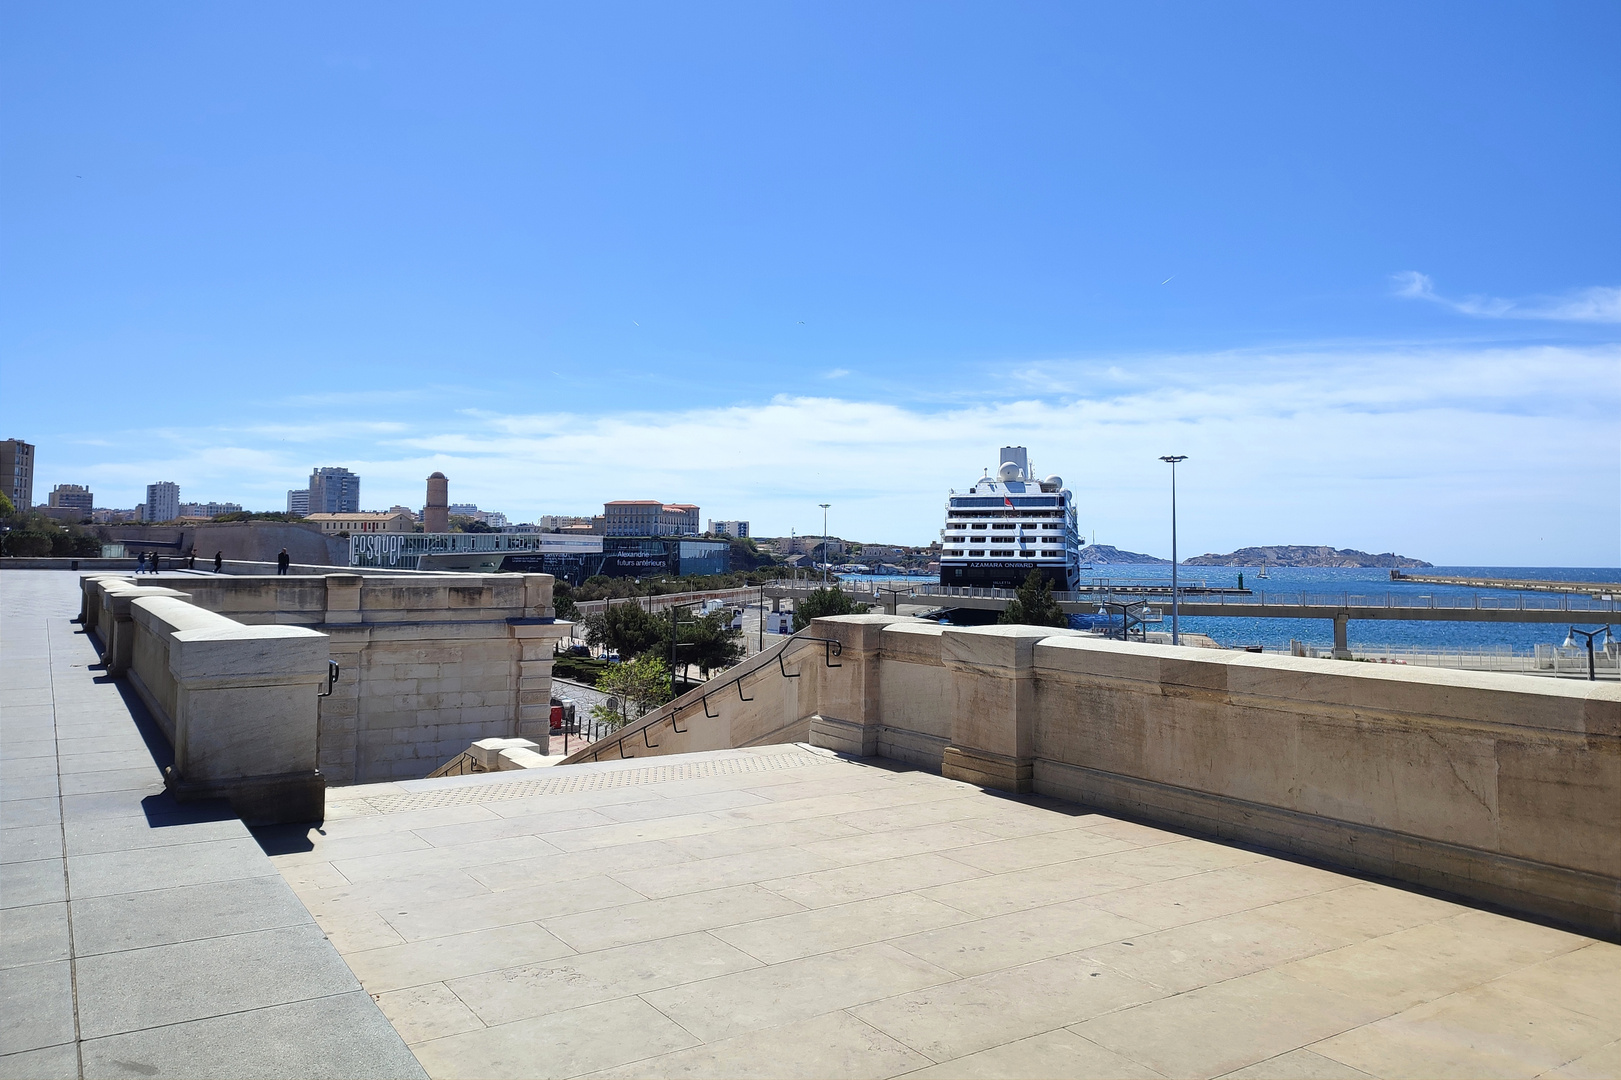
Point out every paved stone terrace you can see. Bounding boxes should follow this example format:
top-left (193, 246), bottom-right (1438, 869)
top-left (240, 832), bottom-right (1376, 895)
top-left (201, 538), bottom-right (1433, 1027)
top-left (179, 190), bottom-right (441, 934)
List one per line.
top-left (1, 571), bottom-right (423, 1079)
top-left (288, 751), bottom-right (1619, 1079)
top-left (8, 569), bottom-right (1621, 1079)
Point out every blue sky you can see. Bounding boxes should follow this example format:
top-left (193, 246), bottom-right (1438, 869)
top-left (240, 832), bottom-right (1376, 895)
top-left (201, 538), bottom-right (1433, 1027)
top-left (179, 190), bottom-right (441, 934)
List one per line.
top-left (3, 2), bottom-right (1617, 564)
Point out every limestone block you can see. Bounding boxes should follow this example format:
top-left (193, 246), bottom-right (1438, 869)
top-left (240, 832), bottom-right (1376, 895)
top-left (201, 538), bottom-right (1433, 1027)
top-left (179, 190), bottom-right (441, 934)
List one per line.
top-left (879, 628), bottom-right (952, 745)
top-left (78, 573), bottom-right (128, 629)
top-left (1496, 737), bottom-right (1621, 878)
top-left (805, 615), bottom-right (908, 754)
top-left (522, 574), bottom-right (555, 618)
top-left (324, 573), bottom-right (363, 626)
top-left (940, 624), bottom-right (1075, 791)
top-left (98, 583), bottom-right (193, 675)
top-left (116, 594), bottom-right (330, 824)
top-left (499, 746), bottom-right (553, 768)
top-left (471, 737), bottom-right (540, 769)
top-left (809, 714), bottom-right (877, 757)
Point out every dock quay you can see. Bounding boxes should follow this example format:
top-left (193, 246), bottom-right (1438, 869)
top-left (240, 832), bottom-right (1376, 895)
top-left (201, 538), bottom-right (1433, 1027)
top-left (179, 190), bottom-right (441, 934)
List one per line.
top-left (1391, 571), bottom-right (1620, 597)
top-left (762, 580), bottom-right (1621, 625)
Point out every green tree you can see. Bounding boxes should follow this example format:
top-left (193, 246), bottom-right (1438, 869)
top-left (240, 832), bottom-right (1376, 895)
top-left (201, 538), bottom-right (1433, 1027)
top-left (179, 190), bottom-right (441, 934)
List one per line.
top-left (999, 568), bottom-right (1069, 628)
top-left (445, 514), bottom-right (494, 533)
top-left (0, 506), bottom-right (100, 558)
top-left (582, 600), bottom-right (662, 658)
top-left (590, 653), bottom-right (675, 729)
top-left (0, 493), bottom-right (14, 515)
top-left (211, 511), bottom-right (307, 523)
top-left (658, 607), bottom-right (746, 680)
top-left (552, 580), bottom-right (580, 621)
top-left (792, 587), bottom-right (870, 632)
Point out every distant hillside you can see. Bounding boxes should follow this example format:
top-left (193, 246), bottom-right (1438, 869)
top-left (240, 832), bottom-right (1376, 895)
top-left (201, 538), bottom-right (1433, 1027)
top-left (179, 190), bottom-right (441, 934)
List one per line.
top-left (1184, 545), bottom-right (1431, 568)
top-left (1078, 544), bottom-right (1168, 565)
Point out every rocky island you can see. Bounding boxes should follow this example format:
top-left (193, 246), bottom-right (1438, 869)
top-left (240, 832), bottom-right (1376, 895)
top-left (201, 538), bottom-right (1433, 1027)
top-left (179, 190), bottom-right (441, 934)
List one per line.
top-left (1078, 544), bottom-right (1168, 564)
top-left (1183, 545), bottom-right (1431, 568)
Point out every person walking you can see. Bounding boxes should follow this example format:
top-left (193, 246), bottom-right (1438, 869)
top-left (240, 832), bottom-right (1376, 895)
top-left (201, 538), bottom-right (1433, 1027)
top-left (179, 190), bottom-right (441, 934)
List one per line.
top-left (187, 549), bottom-right (196, 570)
top-left (276, 548), bottom-right (291, 575)
top-left (136, 551), bottom-right (147, 573)
top-left (214, 550), bottom-right (223, 574)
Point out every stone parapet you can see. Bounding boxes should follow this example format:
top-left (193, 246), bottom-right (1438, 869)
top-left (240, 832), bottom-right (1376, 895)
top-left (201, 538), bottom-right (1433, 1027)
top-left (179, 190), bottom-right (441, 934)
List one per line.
top-left (124, 593), bottom-right (329, 825)
top-left (804, 614), bottom-right (908, 757)
top-left (89, 577), bottom-right (194, 675)
top-left (554, 612), bottom-right (1621, 940)
top-left (1031, 634), bottom-right (1621, 938)
top-left (131, 572), bottom-right (573, 784)
top-left (939, 623), bottom-right (1084, 793)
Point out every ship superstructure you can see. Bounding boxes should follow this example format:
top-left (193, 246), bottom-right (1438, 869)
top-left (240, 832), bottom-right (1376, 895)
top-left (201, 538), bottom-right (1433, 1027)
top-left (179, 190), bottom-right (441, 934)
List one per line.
top-left (938, 446), bottom-right (1082, 591)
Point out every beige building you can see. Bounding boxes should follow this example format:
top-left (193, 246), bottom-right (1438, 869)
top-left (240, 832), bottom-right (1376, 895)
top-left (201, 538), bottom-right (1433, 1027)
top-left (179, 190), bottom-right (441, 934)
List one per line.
top-left (1, 438), bottom-right (33, 511)
top-left (42, 483), bottom-right (93, 521)
top-left (305, 511), bottom-right (414, 535)
top-left (778, 534), bottom-right (846, 557)
top-left (603, 500), bottom-right (700, 537)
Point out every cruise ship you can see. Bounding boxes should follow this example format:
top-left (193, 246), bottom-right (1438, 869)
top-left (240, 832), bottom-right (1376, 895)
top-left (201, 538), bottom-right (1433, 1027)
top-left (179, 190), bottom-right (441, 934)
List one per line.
top-left (938, 446), bottom-right (1082, 591)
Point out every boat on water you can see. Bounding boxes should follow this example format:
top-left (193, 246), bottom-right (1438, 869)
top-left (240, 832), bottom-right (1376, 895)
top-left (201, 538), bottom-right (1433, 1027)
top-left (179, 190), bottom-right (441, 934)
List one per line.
top-left (938, 446), bottom-right (1083, 592)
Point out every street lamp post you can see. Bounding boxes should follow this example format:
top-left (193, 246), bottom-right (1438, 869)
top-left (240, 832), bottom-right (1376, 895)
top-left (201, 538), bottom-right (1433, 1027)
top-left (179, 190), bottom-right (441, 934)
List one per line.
top-left (819, 503), bottom-right (831, 586)
top-left (1159, 455), bottom-right (1188, 646)
top-left (1563, 625), bottom-right (1612, 682)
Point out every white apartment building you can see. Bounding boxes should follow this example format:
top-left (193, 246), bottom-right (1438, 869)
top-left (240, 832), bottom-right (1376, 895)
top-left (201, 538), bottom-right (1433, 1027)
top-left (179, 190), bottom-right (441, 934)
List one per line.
top-left (143, 482), bottom-right (180, 523)
top-left (179, 501), bottom-right (243, 519)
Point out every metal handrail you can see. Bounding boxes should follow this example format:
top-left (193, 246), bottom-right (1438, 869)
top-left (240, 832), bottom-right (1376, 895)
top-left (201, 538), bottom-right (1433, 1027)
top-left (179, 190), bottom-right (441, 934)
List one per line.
top-left (317, 659), bottom-right (340, 698)
top-left (587, 633), bottom-right (844, 762)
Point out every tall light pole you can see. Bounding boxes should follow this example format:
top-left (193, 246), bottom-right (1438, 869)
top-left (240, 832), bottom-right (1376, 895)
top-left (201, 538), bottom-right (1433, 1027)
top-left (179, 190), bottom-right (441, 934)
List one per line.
top-left (819, 503), bottom-right (831, 586)
top-left (1159, 456), bottom-right (1188, 646)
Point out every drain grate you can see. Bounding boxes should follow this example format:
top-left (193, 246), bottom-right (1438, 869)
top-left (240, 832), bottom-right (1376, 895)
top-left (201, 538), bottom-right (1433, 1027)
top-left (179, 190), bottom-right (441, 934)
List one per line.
top-left (341, 751), bottom-right (829, 815)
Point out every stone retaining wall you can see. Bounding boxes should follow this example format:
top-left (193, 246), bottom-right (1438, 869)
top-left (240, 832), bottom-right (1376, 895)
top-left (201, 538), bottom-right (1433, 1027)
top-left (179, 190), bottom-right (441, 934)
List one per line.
top-left (114, 589), bottom-right (330, 824)
top-left (85, 572), bottom-right (571, 784)
top-left (556, 613), bottom-right (1621, 940)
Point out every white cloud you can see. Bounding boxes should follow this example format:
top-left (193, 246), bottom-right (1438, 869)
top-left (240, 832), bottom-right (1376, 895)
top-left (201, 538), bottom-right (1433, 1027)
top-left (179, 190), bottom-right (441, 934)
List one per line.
top-left (44, 344), bottom-right (1621, 566)
top-left (825, 368), bottom-right (851, 379)
top-left (1393, 272), bottom-right (1621, 323)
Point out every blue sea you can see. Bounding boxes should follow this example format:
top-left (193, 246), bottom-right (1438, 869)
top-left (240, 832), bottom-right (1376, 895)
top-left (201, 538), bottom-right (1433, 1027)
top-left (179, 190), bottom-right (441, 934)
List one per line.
top-left (842, 566), bottom-right (1621, 652)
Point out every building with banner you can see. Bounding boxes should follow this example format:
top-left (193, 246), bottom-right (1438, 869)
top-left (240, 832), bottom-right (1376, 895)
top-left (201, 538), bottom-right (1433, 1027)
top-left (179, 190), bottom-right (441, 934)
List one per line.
top-left (350, 532), bottom-right (730, 582)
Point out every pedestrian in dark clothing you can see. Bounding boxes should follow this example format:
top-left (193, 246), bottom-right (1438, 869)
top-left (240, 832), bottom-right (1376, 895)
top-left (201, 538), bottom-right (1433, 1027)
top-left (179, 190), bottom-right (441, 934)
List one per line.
top-left (214, 551), bottom-right (223, 574)
top-left (188, 550), bottom-right (196, 570)
top-left (136, 551), bottom-right (147, 573)
top-left (277, 548), bottom-right (291, 575)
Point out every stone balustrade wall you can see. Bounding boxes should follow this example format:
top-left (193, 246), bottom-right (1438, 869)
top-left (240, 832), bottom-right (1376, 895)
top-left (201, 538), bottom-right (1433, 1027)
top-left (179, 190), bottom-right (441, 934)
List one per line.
top-left (557, 612), bottom-right (1620, 939)
top-left (85, 572), bottom-right (572, 785)
top-left (113, 590), bottom-right (331, 824)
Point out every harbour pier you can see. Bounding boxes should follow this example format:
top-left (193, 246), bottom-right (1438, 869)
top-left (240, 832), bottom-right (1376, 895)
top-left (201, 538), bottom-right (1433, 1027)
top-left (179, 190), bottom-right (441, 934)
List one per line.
top-left (1390, 570), bottom-right (1620, 597)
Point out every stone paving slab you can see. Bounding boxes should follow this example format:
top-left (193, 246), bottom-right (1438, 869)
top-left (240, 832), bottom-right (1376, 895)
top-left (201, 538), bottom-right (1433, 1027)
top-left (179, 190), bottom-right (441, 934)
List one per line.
top-left (14, 567), bottom-right (1619, 1078)
top-left (1, 571), bottom-right (423, 1080)
top-left (266, 734), bottom-right (1621, 1078)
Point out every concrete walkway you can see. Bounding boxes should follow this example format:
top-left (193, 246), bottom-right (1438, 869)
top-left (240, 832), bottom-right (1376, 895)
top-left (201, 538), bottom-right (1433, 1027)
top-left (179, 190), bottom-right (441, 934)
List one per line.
top-left (1, 571), bottom-right (423, 1079)
top-left (283, 751), bottom-right (1620, 1078)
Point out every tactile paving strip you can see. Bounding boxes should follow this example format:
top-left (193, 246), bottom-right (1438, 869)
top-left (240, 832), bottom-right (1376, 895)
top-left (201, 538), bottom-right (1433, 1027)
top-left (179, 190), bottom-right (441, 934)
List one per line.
top-left (344, 751), bottom-right (829, 815)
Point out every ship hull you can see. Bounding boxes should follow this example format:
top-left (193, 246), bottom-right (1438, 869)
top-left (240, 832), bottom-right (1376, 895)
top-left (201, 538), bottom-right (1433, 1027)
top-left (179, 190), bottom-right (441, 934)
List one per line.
top-left (939, 561), bottom-right (1074, 591)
